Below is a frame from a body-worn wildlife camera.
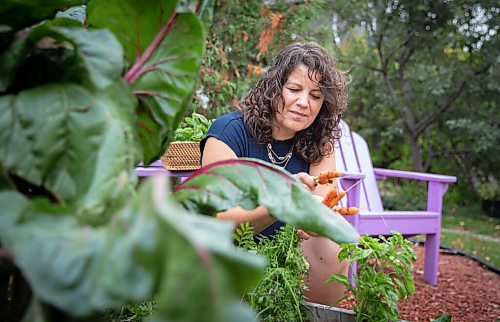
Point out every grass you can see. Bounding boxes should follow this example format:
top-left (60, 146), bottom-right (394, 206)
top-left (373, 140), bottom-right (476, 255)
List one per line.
top-left (440, 202), bottom-right (500, 268)
top-left (442, 202), bottom-right (499, 237)
top-left (439, 231), bottom-right (499, 267)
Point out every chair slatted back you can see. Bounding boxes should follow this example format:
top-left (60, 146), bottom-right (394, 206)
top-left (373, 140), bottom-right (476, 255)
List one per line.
top-left (335, 121), bottom-right (384, 212)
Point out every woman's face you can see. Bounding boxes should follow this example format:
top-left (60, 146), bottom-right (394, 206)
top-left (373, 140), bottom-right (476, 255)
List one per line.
top-left (272, 63), bottom-right (324, 140)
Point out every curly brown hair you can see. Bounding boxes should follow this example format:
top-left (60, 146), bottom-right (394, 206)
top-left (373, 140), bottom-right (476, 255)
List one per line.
top-left (239, 42), bottom-right (348, 164)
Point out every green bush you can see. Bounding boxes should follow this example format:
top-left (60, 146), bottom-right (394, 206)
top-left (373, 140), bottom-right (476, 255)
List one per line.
top-left (378, 181), bottom-right (427, 211)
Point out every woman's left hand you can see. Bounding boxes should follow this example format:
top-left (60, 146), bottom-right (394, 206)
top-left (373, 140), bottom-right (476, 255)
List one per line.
top-left (297, 229), bottom-right (319, 240)
top-left (293, 172), bottom-right (316, 191)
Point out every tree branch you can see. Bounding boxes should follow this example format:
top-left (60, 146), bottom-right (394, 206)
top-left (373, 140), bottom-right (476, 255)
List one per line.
top-left (415, 63), bottom-right (492, 136)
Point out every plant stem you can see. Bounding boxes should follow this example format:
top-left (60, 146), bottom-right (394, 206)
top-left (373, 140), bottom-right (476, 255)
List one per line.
top-left (124, 11), bottom-right (178, 84)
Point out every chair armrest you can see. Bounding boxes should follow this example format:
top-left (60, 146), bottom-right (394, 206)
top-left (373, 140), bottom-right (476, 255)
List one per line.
top-left (373, 168), bottom-right (457, 183)
top-left (136, 160), bottom-right (195, 178)
top-left (136, 160), bottom-right (163, 167)
top-left (340, 172), bottom-right (365, 180)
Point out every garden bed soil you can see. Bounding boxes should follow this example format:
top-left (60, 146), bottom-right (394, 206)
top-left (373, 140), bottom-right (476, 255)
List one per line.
top-left (337, 245), bottom-right (500, 322)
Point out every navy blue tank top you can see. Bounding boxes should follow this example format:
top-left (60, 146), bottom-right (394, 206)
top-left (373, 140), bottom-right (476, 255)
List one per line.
top-left (200, 111), bottom-right (310, 237)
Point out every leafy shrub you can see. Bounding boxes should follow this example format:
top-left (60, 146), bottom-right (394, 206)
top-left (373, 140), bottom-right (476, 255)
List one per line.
top-left (327, 232), bottom-right (416, 322)
top-left (378, 180), bottom-right (427, 211)
top-left (477, 182), bottom-right (500, 200)
top-left (173, 112), bottom-right (214, 142)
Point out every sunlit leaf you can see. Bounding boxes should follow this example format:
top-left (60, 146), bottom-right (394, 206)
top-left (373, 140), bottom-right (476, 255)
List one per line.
top-left (174, 159), bottom-right (360, 243)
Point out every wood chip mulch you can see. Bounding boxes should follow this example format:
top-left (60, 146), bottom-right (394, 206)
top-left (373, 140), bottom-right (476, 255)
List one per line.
top-left (338, 245), bottom-right (500, 322)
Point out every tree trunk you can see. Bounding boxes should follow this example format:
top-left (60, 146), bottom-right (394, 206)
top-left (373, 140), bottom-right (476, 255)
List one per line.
top-left (408, 134), bottom-right (423, 172)
top-left (400, 107), bottom-right (423, 172)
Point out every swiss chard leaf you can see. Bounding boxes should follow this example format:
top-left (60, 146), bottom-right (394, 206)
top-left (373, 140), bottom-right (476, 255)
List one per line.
top-left (173, 159), bottom-right (360, 244)
top-left (0, 0), bottom-right (82, 31)
top-left (130, 12), bottom-right (204, 163)
top-left (0, 81), bottom-right (141, 224)
top-left (86, 0), bottom-right (178, 66)
top-left (0, 25), bottom-right (124, 92)
top-left (87, 3), bottom-right (205, 164)
top-left (0, 175), bottom-right (264, 321)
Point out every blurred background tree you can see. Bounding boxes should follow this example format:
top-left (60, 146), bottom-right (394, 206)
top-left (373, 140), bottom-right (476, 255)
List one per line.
top-left (327, 0), bottom-right (499, 194)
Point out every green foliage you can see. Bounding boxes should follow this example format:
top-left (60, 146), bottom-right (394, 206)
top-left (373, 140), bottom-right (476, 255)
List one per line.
top-left (173, 112), bottom-right (214, 142)
top-left (103, 300), bottom-right (157, 321)
top-left (378, 180), bottom-right (427, 211)
top-left (327, 232), bottom-right (416, 322)
top-left (87, 0), bottom-right (206, 164)
top-left (0, 0), bottom-right (83, 30)
top-left (441, 202), bottom-right (499, 236)
top-left (476, 182), bottom-right (500, 200)
top-left (329, 0), bottom-right (499, 189)
top-left (234, 223), bottom-right (308, 322)
top-left (437, 201), bottom-right (500, 267)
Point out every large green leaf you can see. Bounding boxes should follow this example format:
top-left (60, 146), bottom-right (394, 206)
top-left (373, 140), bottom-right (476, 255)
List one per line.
top-left (87, 2), bottom-right (205, 163)
top-left (173, 159), bottom-right (360, 244)
top-left (0, 81), bottom-right (141, 223)
top-left (131, 12), bottom-right (205, 163)
top-left (0, 176), bottom-right (264, 320)
top-left (54, 27), bottom-right (125, 89)
top-left (86, 0), bottom-right (178, 66)
top-left (0, 0), bottom-right (81, 31)
top-left (0, 25), bottom-right (124, 92)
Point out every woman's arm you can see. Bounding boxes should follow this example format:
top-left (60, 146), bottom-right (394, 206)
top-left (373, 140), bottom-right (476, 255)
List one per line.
top-left (202, 137), bottom-right (276, 233)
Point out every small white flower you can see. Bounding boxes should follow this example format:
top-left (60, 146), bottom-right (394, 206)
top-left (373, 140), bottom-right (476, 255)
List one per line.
top-left (195, 88), bottom-right (210, 109)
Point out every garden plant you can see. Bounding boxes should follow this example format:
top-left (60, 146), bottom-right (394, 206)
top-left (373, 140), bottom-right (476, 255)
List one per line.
top-left (328, 232), bottom-right (417, 322)
top-left (233, 223), bottom-right (309, 322)
top-left (0, 1), bottom-right (359, 321)
top-left (172, 112), bottom-right (214, 142)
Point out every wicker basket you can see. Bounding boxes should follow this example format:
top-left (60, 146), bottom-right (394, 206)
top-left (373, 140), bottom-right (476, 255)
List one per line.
top-left (161, 141), bottom-right (201, 171)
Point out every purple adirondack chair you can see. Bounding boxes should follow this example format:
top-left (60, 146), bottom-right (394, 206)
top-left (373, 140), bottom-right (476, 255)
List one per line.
top-left (335, 121), bottom-right (457, 285)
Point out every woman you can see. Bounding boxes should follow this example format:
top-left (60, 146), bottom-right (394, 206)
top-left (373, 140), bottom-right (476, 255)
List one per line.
top-left (200, 42), bottom-right (349, 305)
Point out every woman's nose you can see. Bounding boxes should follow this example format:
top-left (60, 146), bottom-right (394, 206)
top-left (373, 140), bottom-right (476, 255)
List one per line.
top-left (297, 93), bottom-right (308, 107)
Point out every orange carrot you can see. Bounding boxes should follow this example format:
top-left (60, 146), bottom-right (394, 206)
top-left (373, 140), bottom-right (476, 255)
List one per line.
top-left (328, 191), bottom-right (346, 208)
top-left (336, 206), bottom-right (359, 215)
top-left (316, 171), bottom-right (342, 185)
top-left (318, 172), bottom-right (328, 185)
top-left (322, 187), bottom-right (338, 206)
top-left (346, 207), bottom-right (359, 215)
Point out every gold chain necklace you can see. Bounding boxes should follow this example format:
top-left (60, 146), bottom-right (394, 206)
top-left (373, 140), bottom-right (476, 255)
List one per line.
top-left (266, 143), bottom-right (294, 168)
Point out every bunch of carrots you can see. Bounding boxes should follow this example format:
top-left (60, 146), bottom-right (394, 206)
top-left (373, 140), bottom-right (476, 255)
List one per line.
top-left (314, 171), bottom-right (359, 216)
